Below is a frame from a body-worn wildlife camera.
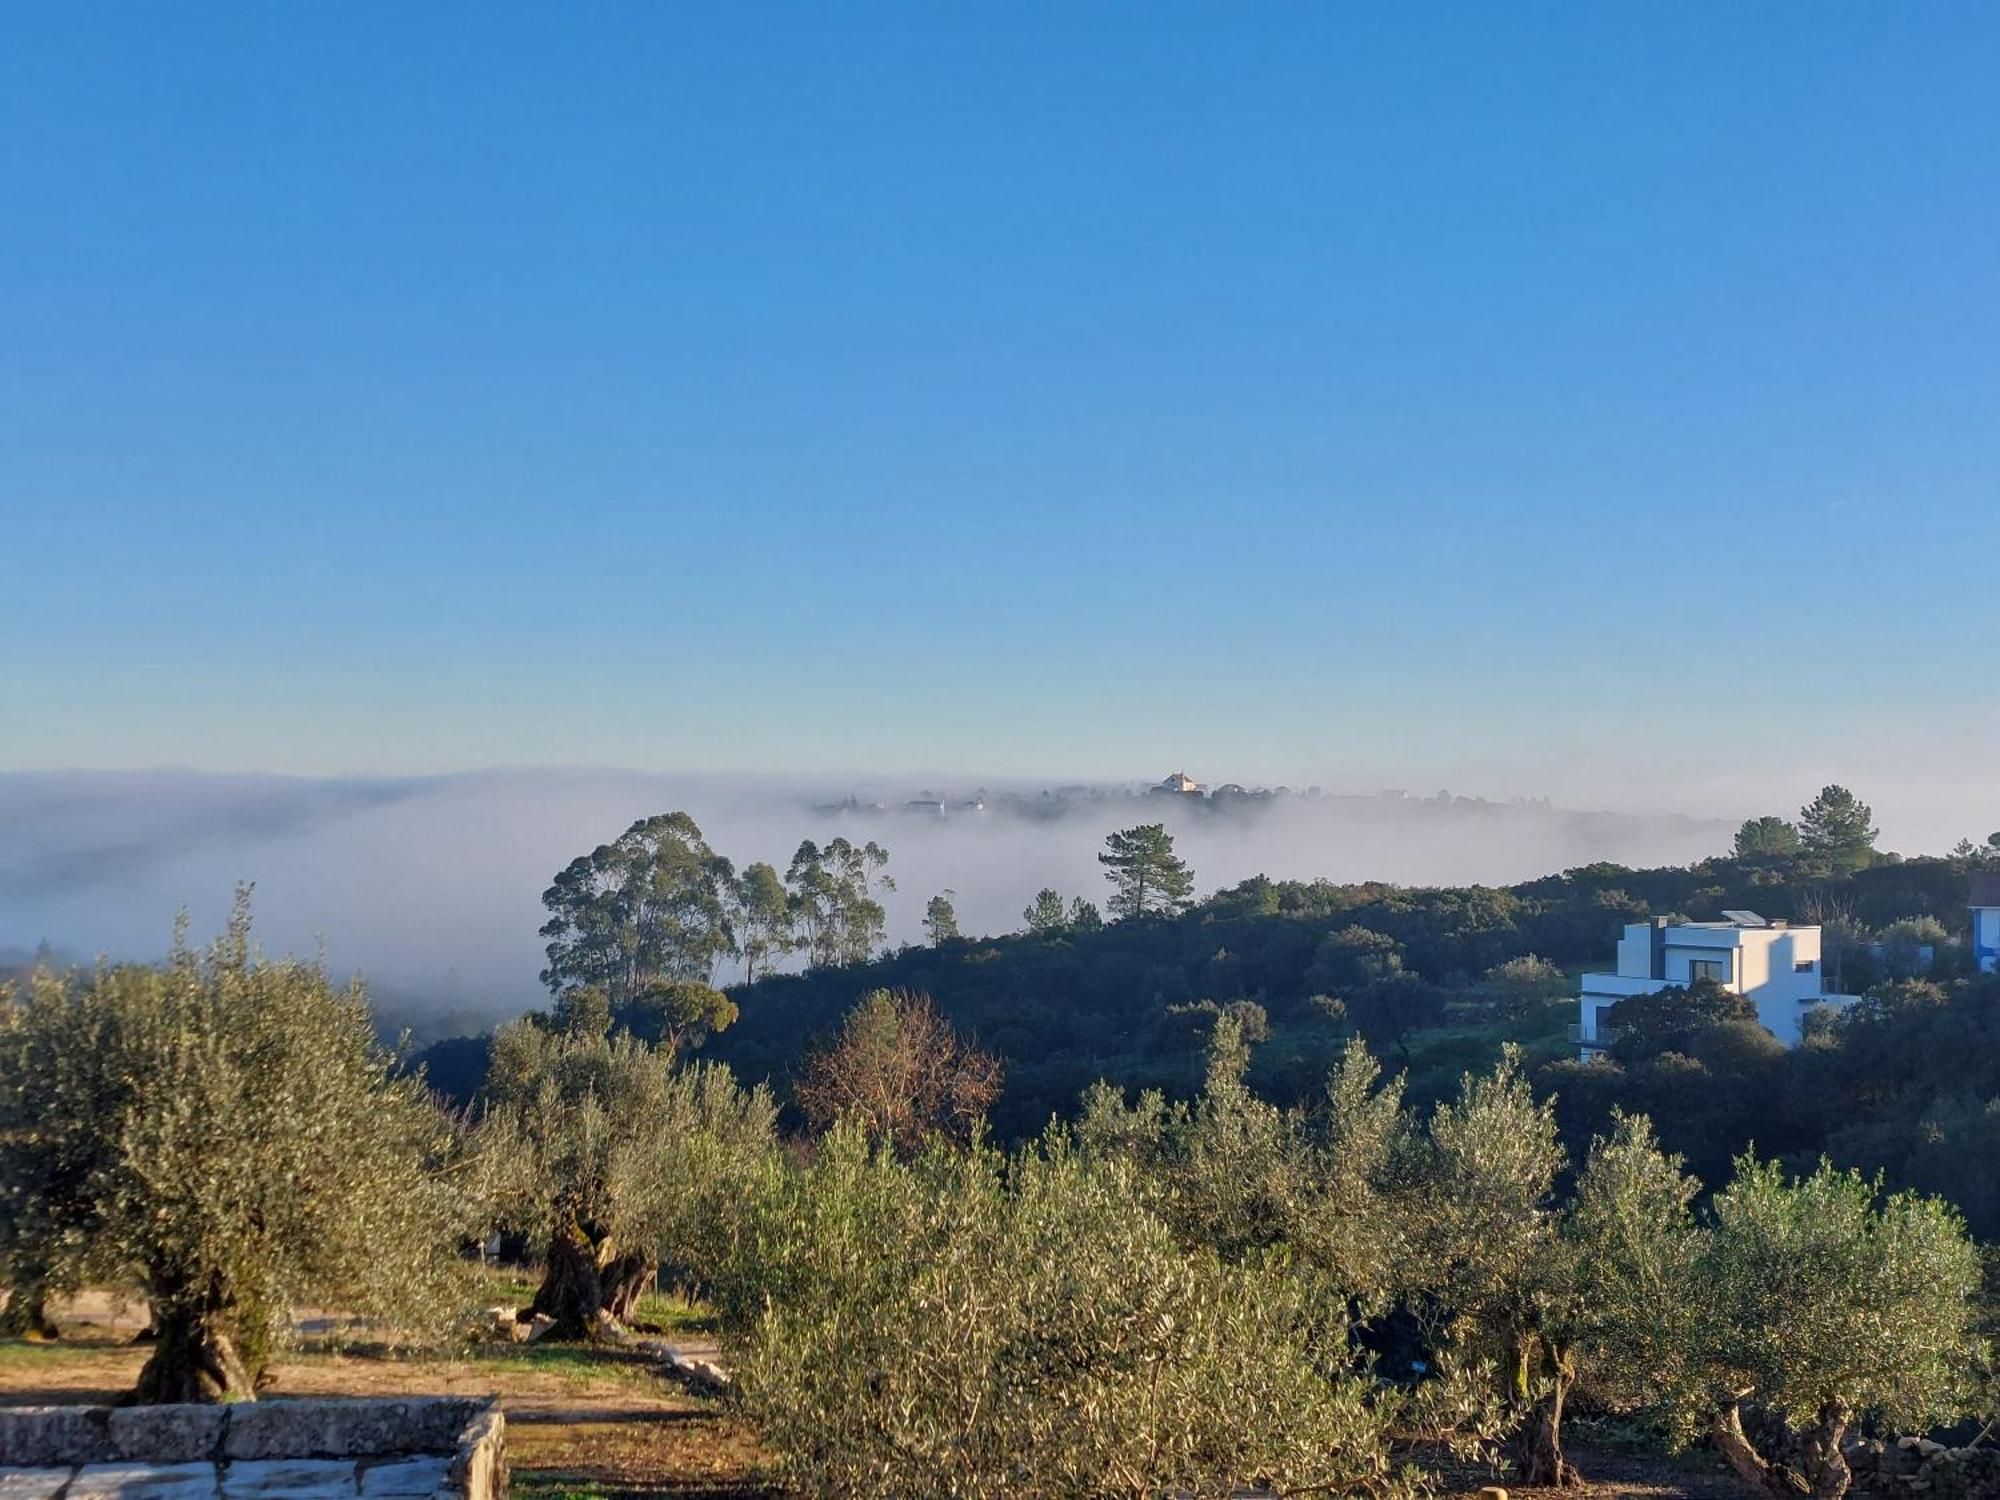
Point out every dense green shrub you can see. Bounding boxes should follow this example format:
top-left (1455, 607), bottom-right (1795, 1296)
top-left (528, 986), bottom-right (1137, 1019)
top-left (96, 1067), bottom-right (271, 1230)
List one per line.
top-left (724, 1123), bottom-right (1405, 1500)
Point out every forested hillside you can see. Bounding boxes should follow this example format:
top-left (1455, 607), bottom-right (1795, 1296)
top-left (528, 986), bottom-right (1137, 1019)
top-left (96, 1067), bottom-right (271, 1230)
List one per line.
top-left (417, 813), bottom-right (2000, 1234)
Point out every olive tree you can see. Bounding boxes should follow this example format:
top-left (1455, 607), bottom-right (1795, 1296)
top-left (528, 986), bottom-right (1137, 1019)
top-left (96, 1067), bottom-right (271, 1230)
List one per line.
top-left (1405, 1046), bottom-right (1573, 1485)
top-left (1078, 1025), bottom-right (1410, 1313)
top-left (1687, 1159), bottom-right (1983, 1499)
top-left (729, 1124), bottom-right (1405, 1500)
top-left (1562, 1126), bottom-right (1984, 1500)
top-left (482, 1018), bottom-right (775, 1339)
top-left (0, 906), bottom-right (475, 1402)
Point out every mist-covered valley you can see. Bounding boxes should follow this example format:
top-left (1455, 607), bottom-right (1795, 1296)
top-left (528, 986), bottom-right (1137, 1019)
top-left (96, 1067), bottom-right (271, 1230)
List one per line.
top-left (0, 767), bottom-right (1737, 1030)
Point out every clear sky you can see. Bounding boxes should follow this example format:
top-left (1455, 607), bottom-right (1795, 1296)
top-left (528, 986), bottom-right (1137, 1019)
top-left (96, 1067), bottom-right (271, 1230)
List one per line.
top-left (4, 5), bottom-right (1997, 820)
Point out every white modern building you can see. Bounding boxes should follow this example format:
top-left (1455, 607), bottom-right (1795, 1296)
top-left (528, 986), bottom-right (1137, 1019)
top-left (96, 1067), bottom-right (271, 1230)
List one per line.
top-left (1574, 913), bottom-right (1856, 1055)
top-left (1973, 874), bottom-right (2000, 976)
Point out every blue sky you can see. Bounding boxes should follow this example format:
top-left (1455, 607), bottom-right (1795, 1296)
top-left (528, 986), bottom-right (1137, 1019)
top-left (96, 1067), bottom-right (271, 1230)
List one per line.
top-left (4, 4), bottom-right (1997, 819)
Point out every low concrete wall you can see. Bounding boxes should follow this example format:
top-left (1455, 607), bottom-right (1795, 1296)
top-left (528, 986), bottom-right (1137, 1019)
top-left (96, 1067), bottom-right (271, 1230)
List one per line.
top-left (0, 1396), bottom-right (505, 1499)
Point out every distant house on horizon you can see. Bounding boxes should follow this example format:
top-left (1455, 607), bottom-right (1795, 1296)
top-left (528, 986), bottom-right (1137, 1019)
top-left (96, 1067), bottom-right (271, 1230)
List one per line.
top-left (1153, 770), bottom-right (1204, 796)
top-left (1973, 873), bottom-right (2000, 975)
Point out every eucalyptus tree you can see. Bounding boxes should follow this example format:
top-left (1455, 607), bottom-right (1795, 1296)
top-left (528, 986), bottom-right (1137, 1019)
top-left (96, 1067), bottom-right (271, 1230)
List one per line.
top-left (786, 836), bottom-right (894, 967)
top-left (730, 860), bottom-right (793, 982)
top-left (0, 904), bottom-right (474, 1402)
top-left (539, 812), bottom-right (737, 1001)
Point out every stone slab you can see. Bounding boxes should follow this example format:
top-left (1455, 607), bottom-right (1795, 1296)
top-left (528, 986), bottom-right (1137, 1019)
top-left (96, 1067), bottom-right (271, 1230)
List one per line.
top-left (357, 1456), bottom-right (450, 1496)
top-left (217, 1458), bottom-right (358, 1497)
top-left (67, 1461), bottom-right (221, 1498)
top-left (0, 1469), bottom-right (73, 1500)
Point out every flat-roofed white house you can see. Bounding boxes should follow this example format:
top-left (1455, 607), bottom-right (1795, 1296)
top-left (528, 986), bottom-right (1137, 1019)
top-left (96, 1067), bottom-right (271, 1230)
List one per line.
top-left (1973, 874), bottom-right (2000, 976)
top-left (1574, 913), bottom-right (1856, 1055)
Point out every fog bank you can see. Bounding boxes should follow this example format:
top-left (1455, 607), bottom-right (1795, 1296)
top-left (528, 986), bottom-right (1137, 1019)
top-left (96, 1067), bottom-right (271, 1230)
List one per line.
top-left (0, 768), bottom-right (1756, 1024)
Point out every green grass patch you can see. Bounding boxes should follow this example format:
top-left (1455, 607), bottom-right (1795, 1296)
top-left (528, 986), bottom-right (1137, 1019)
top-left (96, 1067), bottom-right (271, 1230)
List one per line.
top-left (470, 1340), bottom-right (684, 1390)
top-left (629, 1291), bottom-right (717, 1336)
top-left (0, 1336), bottom-right (120, 1365)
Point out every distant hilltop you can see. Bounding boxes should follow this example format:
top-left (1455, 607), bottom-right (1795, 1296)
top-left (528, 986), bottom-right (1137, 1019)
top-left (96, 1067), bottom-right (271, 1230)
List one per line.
top-left (811, 772), bottom-right (1580, 823)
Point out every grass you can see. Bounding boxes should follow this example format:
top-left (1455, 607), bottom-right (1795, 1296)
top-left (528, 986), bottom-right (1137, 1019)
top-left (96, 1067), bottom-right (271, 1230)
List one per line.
top-left (468, 1341), bottom-right (685, 1392)
top-left (480, 1269), bottom-right (719, 1339)
top-left (0, 1335), bottom-right (118, 1368)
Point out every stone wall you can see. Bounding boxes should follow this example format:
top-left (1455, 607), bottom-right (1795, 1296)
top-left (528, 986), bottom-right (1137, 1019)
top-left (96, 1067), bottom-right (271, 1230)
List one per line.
top-left (1849, 1436), bottom-right (2000, 1500)
top-left (0, 1396), bottom-right (505, 1498)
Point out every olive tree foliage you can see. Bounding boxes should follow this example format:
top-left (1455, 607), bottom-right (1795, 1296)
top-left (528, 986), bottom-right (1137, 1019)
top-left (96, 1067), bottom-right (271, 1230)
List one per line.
top-left (1078, 1024), bottom-right (1411, 1313)
top-left (0, 906), bottom-right (477, 1403)
top-left (482, 1018), bottom-right (776, 1339)
top-left (1560, 1117), bottom-right (1984, 1500)
top-left (1687, 1161), bottom-right (1981, 1500)
top-left (539, 812), bottom-right (737, 1001)
top-left (1558, 1113), bottom-right (1707, 1425)
top-left (722, 1123), bottom-right (1408, 1500)
top-left (1405, 1045), bottom-right (1576, 1485)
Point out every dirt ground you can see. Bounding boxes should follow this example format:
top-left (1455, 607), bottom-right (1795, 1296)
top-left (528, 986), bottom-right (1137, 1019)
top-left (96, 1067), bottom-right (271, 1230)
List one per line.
top-left (2, 1296), bottom-right (1756, 1500)
top-left (0, 1299), bottom-right (775, 1499)
top-left (1431, 1444), bottom-right (1755, 1500)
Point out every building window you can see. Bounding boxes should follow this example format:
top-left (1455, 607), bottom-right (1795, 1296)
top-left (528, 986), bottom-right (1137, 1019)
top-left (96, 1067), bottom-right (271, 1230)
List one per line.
top-left (1689, 958), bottom-right (1726, 984)
top-left (1795, 960), bottom-right (1816, 974)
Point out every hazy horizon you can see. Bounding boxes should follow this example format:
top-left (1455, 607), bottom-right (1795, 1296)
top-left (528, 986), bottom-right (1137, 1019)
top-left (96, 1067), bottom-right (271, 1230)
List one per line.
top-left (4, 764), bottom-right (1989, 1026)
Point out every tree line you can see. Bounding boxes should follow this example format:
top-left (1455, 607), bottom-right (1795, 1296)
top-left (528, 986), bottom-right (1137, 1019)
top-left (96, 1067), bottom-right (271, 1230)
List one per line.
top-left (534, 809), bottom-right (1199, 1001)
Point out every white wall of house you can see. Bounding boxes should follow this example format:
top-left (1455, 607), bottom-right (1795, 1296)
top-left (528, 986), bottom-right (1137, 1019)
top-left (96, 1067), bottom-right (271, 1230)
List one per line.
top-left (1975, 906), bottom-right (2000, 974)
top-left (1576, 920), bottom-right (1846, 1054)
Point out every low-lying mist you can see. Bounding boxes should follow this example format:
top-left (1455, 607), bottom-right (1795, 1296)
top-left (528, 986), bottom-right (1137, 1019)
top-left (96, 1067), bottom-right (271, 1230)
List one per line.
top-left (0, 769), bottom-right (1737, 1028)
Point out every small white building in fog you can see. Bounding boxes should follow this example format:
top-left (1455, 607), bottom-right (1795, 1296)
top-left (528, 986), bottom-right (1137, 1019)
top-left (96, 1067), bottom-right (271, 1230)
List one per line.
top-left (1575, 913), bottom-right (1855, 1055)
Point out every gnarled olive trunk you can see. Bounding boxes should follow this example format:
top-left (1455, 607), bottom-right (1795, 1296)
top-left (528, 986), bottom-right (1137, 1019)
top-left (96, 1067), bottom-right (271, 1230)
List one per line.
top-left (133, 1301), bottom-right (256, 1405)
top-left (1711, 1398), bottom-right (1853, 1500)
top-left (602, 1251), bottom-right (656, 1326)
top-left (526, 1216), bottom-right (643, 1341)
top-left (1512, 1336), bottom-right (1584, 1488)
